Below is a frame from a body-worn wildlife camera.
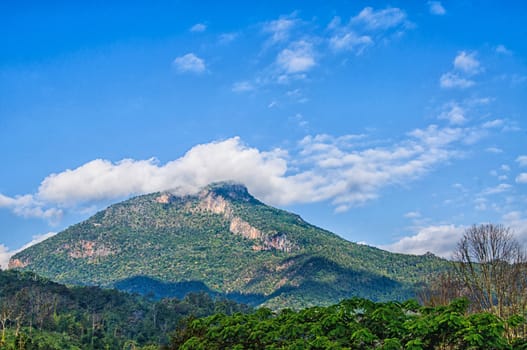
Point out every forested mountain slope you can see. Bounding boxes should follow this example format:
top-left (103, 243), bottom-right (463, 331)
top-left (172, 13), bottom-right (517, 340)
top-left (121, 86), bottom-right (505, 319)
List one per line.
top-left (10, 182), bottom-right (447, 309)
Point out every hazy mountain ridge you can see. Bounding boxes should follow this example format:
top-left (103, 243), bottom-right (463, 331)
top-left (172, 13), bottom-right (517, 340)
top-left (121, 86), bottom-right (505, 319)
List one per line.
top-left (10, 182), bottom-right (447, 309)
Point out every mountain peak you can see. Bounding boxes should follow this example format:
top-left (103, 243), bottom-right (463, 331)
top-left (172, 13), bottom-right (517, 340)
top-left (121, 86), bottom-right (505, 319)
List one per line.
top-left (200, 181), bottom-right (255, 202)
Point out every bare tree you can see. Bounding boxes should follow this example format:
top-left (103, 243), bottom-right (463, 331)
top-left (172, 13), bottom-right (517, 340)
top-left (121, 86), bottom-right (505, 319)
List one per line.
top-left (418, 270), bottom-right (466, 307)
top-left (453, 224), bottom-right (527, 319)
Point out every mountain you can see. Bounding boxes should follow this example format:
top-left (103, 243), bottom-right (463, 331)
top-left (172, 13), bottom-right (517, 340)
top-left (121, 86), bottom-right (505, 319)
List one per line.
top-left (10, 182), bottom-right (447, 309)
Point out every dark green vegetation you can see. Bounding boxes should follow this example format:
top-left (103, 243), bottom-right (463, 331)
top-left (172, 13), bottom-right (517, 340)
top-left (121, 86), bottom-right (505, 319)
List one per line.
top-left (0, 269), bottom-right (250, 349)
top-left (168, 298), bottom-right (527, 349)
top-left (4, 269), bottom-right (527, 349)
top-left (10, 182), bottom-right (447, 309)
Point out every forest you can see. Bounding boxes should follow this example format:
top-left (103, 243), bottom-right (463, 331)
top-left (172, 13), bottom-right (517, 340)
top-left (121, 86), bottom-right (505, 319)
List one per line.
top-left (2, 224), bottom-right (527, 349)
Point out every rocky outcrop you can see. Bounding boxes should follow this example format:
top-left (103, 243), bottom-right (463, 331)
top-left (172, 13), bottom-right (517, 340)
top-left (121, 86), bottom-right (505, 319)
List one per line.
top-left (197, 190), bottom-right (297, 253)
top-left (62, 240), bottom-right (116, 260)
top-left (229, 217), bottom-right (262, 240)
top-left (8, 258), bottom-right (28, 269)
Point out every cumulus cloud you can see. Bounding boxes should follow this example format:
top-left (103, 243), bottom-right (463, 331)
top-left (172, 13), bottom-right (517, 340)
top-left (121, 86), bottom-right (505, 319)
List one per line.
top-left (1, 120), bottom-right (494, 220)
top-left (190, 23), bottom-right (207, 32)
top-left (0, 232), bottom-right (57, 269)
top-left (381, 225), bottom-right (465, 258)
top-left (172, 53), bottom-right (206, 74)
top-left (276, 40), bottom-right (316, 74)
top-left (428, 1), bottom-right (446, 15)
top-left (516, 173), bottom-right (527, 184)
top-left (454, 51), bottom-right (481, 75)
top-left (440, 51), bottom-right (482, 89)
top-left (0, 193), bottom-right (62, 222)
top-left (439, 72), bottom-right (475, 89)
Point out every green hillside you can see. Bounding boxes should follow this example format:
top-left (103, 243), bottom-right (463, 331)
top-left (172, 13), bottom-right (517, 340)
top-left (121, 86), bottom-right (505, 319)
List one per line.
top-left (10, 182), bottom-right (447, 309)
top-left (0, 269), bottom-right (250, 349)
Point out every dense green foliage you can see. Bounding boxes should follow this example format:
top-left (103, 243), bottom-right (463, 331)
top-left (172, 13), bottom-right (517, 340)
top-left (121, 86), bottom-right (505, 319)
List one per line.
top-left (168, 297), bottom-right (527, 349)
top-left (11, 183), bottom-right (448, 309)
top-left (0, 269), bottom-right (250, 349)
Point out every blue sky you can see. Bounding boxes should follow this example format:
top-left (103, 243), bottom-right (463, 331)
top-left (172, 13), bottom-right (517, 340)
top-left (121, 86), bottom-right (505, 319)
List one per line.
top-left (1, 1), bottom-right (527, 266)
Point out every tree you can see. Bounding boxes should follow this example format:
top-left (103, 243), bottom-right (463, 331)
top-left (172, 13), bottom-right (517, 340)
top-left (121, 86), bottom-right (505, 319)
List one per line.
top-left (453, 224), bottom-right (527, 319)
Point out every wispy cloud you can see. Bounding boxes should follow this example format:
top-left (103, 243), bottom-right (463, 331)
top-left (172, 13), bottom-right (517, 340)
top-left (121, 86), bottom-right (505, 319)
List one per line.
top-left (328, 6), bottom-right (410, 56)
top-left (329, 32), bottom-right (373, 54)
top-left (440, 72), bottom-right (475, 89)
top-left (486, 147), bottom-right (503, 154)
top-left (218, 32), bottom-right (238, 44)
top-left (438, 103), bottom-right (467, 125)
top-left (480, 183), bottom-right (512, 196)
top-left (428, 1), bottom-right (446, 15)
top-left (190, 23), bottom-right (207, 33)
top-left (172, 53), bottom-right (206, 74)
top-left (262, 15), bottom-right (297, 45)
top-left (276, 40), bottom-right (316, 74)
top-left (350, 7), bottom-right (409, 31)
top-left (496, 44), bottom-right (512, 55)
top-left (231, 81), bottom-right (255, 92)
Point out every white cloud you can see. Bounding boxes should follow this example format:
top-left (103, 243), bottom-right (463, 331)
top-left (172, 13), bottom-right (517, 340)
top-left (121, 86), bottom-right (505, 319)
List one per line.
top-left (480, 183), bottom-right (512, 196)
top-left (0, 232), bottom-right (57, 269)
top-left (404, 211), bottom-right (421, 219)
top-left (439, 72), bottom-right (474, 89)
top-left (516, 173), bottom-right (527, 184)
top-left (496, 44), bottom-right (512, 55)
top-left (1, 121), bottom-right (493, 220)
top-left (486, 147), bottom-right (503, 154)
top-left (329, 32), bottom-right (373, 54)
top-left (503, 211), bottom-right (527, 244)
top-left (232, 81), bottom-right (255, 92)
top-left (218, 32), bottom-right (238, 44)
top-left (454, 51), bottom-right (481, 75)
top-left (0, 193), bottom-right (62, 222)
top-left (381, 225), bottom-right (464, 258)
top-left (482, 119), bottom-right (504, 129)
top-left (351, 7), bottom-right (408, 31)
top-left (438, 104), bottom-right (467, 125)
top-left (263, 16), bottom-right (297, 44)
top-left (0, 245), bottom-right (10, 270)
top-left (190, 23), bottom-right (207, 32)
top-left (516, 156), bottom-right (527, 167)
top-left (276, 40), bottom-right (316, 74)
top-left (173, 53), bottom-right (206, 74)
top-left (428, 1), bottom-right (446, 15)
